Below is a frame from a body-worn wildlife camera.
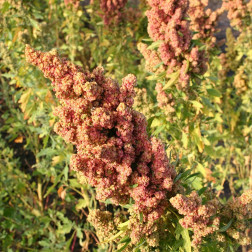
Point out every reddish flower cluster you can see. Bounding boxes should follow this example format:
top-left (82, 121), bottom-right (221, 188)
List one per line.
top-left (25, 45), bottom-right (176, 222)
top-left (221, 0), bottom-right (252, 30)
top-left (139, 0), bottom-right (207, 90)
top-left (100, 0), bottom-right (128, 26)
top-left (188, 0), bottom-right (220, 47)
top-left (170, 191), bottom-right (220, 246)
top-left (222, 190), bottom-right (252, 246)
top-left (137, 43), bottom-right (165, 74)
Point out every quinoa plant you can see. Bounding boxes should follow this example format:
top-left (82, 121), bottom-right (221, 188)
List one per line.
top-left (25, 44), bottom-right (252, 251)
top-left (1, 0), bottom-right (252, 251)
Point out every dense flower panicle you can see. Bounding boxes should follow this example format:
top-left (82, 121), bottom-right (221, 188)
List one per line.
top-left (221, 0), bottom-right (252, 30)
top-left (170, 191), bottom-right (220, 246)
top-left (137, 43), bottom-right (165, 74)
top-left (87, 209), bottom-right (119, 242)
top-left (219, 27), bottom-right (251, 94)
top-left (25, 45), bottom-right (176, 225)
top-left (222, 190), bottom-right (252, 246)
top-left (171, 190), bottom-right (252, 247)
top-left (128, 211), bottom-right (162, 246)
top-left (133, 87), bottom-right (155, 120)
top-left (155, 83), bottom-right (175, 122)
top-left (100, 0), bottom-right (128, 25)
top-left (188, 0), bottom-right (221, 46)
top-left (140, 0), bottom-right (207, 90)
top-left (233, 64), bottom-right (248, 94)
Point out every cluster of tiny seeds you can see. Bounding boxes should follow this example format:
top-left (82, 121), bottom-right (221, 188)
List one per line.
top-left (170, 191), bottom-right (220, 247)
top-left (188, 0), bottom-right (221, 47)
top-left (100, 0), bottom-right (128, 26)
top-left (221, 0), bottom-right (252, 30)
top-left (233, 64), bottom-right (248, 94)
top-left (155, 83), bottom-right (175, 122)
top-left (87, 209), bottom-right (118, 242)
top-left (25, 45), bottom-right (176, 226)
top-left (133, 87), bottom-right (155, 120)
top-left (222, 190), bottom-right (252, 246)
top-left (127, 208), bottom-right (167, 247)
top-left (137, 43), bottom-right (165, 74)
top-left (218, 28), bottom-right (238, 83)
top-left (219, 27), bottom-right (251, 91)
top-left (138, 0), bottom-right (207, 90)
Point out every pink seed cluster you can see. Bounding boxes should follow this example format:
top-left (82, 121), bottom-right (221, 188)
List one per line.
top-left (170, 191), bottom-right (220, 247)
top-left (139, 0), bottom-right (207, 90)
top-left (221, 0), bottom-right (252, 30)
top-left (25, 45), bottom-right (176, 221)
top-left (222, 190), bottom-right (252, 245)
top-left (188, 0), bottom-right (220, 46)
top-left (100, 0), bottom-right (128, 26)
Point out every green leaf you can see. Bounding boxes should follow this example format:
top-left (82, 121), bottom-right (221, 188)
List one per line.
top-left (131, 184), bottom-right (138, 188)
top-left (69, 178), bottom-right (81, 188)
top-left (139, 212), bottom-right (143, 223)
top-left (102, 230), bottom-right (124, 243)
top-left (174, 169), bottom-right (192, 183)
top-left (201, 96), bottom-right (214, 109)
top-left (174, 173), bottom-right (183, 183)
top-left (147, 40), bottom-right (163, 50)
top-left (207, 89), bottom-right (222, 97)
top-left (191, 100), bottom-right (203, 110)
top-left (198, 187), bottom-right (208, 196)
top-left (163, 71), bottom-right (180, 90)
top-left (118, 236), bottom-right (131, 244)
top-left (65, 231), bottom-right (76, 251)
top-left (181, 228), bottom-right (191, 252)
top-left (28, 17), bottom-right (40, 29)
top-left (116, 241), bottom-right (131, 252)
top-left (76, 199), bottom-right (87, 210)
top-left (1, 2), bottom-right (10, 13)
top-left (151, 118), bottom-right (162, 128)
top-left (218, 219), bottom-right (233, 232)
top-left (37, 148), bottom-right (57, 157)
top-left (185, 172), bottom-right (201, 181)
top-left (182, 131), bottom-right (188, 149)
